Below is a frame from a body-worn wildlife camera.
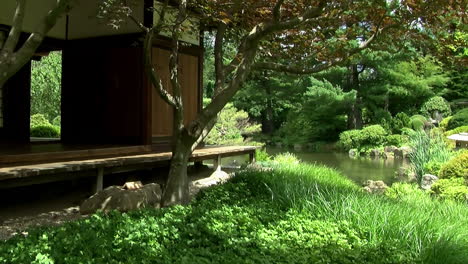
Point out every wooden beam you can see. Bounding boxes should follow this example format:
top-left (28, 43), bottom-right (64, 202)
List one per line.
top-left (95, 168), bottom-right (104, 193)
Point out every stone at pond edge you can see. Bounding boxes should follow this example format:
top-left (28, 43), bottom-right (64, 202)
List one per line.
top-left (294, 144), bottom-right (303, 151)
top-left (80, 183), bottom-right (162, 215)
top-left (384, 146), bottom-right (398, 153)
top-left (349, 149), bottom-right (357, 157)
top-left (363, 180), bottom-right (388, 194)
top-left (395, 166), bottom-right (417, 183)
top-left (369, 149), bottom-right (381, 157)
top-left (420, 174), bottom-right (439, 190)
top-left (394, 146), bottom-right (411, 159)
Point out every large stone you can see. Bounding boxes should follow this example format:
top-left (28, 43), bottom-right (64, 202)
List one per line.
top-left (80, 183), bottom-right (162, 215)
top-left (395, 166), bottom-right (417, 183)
top-left (420, 174), bottom-right (439, 190)
top-left (384, 146), bottom-right (398, 153)
top-left (394, 146), bottom-right (411, 159)
top-left (349, 149), bottom-right (357, 157)
top-left (363, 180), bottom-right (388, 194)
top-left (369, 149), bottom-right (381, 157)
top-left (293, 144), bottom-right (303, 151)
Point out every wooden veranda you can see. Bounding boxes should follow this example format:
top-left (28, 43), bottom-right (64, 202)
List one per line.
top-left (0, 145), bottom-right (259, 190)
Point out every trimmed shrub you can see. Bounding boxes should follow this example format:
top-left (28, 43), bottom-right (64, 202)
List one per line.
top-left (439, 151), bottom-right (468, 180)
top-left (385, 182), bottom-right (428, 200)
top-left (431, 178), bottom-right (468, 202)
top-left (420, 96), bottom-right (451, 119)
top-left (447, 108), bottom-right (468, 130)
top-left (30, 125), bottom-right (60, 138)
top-left (424, 161), bottom-right (444, 176)
top-left (385, 134), bottom-right (404, 147)
top-left (439, 116), bottom-right (452, 131)
top-left (337, 129), bottom-right (361, 151)
top-left (391, 112), bottom-right (411, 134)
top-left (410, 115), bottom-right (427, 131)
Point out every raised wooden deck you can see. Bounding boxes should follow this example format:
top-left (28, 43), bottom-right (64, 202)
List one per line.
top-left (0, 145), bottom-right (259, 189)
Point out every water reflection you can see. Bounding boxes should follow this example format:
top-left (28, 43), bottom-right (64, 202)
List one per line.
top-left (267, 147), bottom-right (408, 185)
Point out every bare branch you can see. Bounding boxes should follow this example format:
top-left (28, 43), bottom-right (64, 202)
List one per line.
top-left (144, 27), bottom-right (177, 108)
top-left (2, 0), bottom-right (26, 53)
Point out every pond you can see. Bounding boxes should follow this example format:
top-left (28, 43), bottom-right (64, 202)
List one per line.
top-left (267, 147), bottom-right (408, 185)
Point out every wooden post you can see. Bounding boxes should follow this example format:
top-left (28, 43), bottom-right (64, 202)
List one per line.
top-left (95, 167), bottom-right (104, 193)
top-left (213, 155), bottom-right (221, 172)
top-left (249, 151), bottom-right (255, 164)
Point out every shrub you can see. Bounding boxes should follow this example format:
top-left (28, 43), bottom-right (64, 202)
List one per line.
top-left (385, 182), bottom-right (428, 200)
top-left (410, 115), bottom-right (427, 131)
top-left (424, 160), bottom-right (444, 176)
top-left (30, 125), bottom-right (60, 138)
top-left (52, 116), bottom-right (61, 127)
top-left (420, 96), bottom-right (452, 119)
top-left (30, 113), bottom-right (51, 127)
top-left (439, 151), bottom-right (468, 180)
top-left (338, 125), bottom-right (387, 152)
top-left (205, 102), bottom-right (261, 145)
top-left (439, 116), bottom-right (452, 131)
top-left (385, 134), bottom-right (404, 147)
top-left (358, 125), bottom-right (387, 147)
top-left (431, 178), bottom-right (468, 202)
top-left (444, 125), bottom-right (468, 137)
top-left (447, 108), bottom-right (468, 130)
top-left (337, 129), bottom-right (361, 151)
top-left (255, 149), bottom-right (271, 162)
top-left (390, 112), bottom-right (411, 134)
top-left (272, 152), bottom-right (300, 164)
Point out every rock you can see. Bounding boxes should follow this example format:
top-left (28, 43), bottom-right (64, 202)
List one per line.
top-left (293, 144), bottom-right (303, 151)
top-left (369, 149), bottom-right (381, 157)
top-left (394, 146), bottom-right (411, 159)
top-left (420, 174), bottom-right (438, 190)
top-left (384, 146), bottom-right (398, 153)
top-left (395, 166), bottom-right (417, 183)
top-left (363, 180), bottom-right (388, 194)
top-left (80, 183), bottom-right (162, 215)
top-left (349, 149), bottom-right (357, 157)
top-left (275, 142), bottom-right (283, 148)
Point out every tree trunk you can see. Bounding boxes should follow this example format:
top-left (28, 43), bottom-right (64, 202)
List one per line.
top-left (262, 80), bottom-right (275, 134)
top-left (161, 134), bottom-right (193, 206)
top-left (345, 64), bottom-right (363, 130)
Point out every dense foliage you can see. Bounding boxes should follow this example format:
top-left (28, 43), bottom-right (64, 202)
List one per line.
top-left (420, 96), bottom-right (452, 119)
top-left (447, 108), bottom-right (468, 130)
top-left (439, 151), bottom-right (468, 180)
top-left (31, 52), bottom-right (61, 123)
top-left (30, 114), bottom-right (60, 138)
top-left (204, 100), bottom-right (260, 145)
top-left (2, 161), bottom-right (467, 263)
top-left (338, 125), bottom-right (387, 152)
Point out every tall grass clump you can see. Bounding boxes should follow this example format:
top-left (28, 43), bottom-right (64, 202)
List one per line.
top-left (248, 163), bottom-right (468, 263)
top-left (407, 130), bottom-right (453, 183)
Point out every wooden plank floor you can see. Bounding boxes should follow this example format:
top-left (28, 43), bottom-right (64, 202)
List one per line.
top-left (0, 146), bottom-right (259, 182)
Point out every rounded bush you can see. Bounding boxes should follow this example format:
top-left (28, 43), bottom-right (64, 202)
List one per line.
top-left (447, 108), bottom-right (468, 130)
top-left (430, 178), bottom-right (468, 202)
top-left (420, 96), bottom-right (451, 119)
top-left (386, 134), bottom-right (404, 147)
top-left (338, 129), bottom-right (361, 151)
top-left (338, 125), bottom-right (387, 152)
top-left (444, 125), bottom-right (468, 137)
top-left (410, 115), bottom-right (427, 131)
top-left (30, 113), bottom-right (51, 127)
top-left (30, 125), bottom-right (60, 138)
top-left (439, 116), bottom-right (452, 131)
top-left (439, 151), bottom-right (468, 180)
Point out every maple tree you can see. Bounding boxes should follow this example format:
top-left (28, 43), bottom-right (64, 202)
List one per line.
top-left (104, 0), bottom-right (466, 205)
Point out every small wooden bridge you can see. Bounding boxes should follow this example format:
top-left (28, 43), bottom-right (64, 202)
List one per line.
top-left (0, 145), bottom-right (259, 190)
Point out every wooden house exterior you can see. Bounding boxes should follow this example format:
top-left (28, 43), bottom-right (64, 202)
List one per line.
top-left (0, 0), bottom-right (204, 167)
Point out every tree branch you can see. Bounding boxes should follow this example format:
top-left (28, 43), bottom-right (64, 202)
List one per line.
top-left (2, 0), bottom-right (26, 53)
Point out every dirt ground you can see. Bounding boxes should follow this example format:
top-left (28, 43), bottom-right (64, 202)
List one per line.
top-left (0, 166), bottom-right (235, 241)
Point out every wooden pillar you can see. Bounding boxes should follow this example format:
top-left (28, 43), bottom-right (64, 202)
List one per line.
top-left (95, 168), bottom-right (104, 193)
top-left (213, 155), bottom-right (221, 172)
top-left (249, 151), bottom-right (256, 164)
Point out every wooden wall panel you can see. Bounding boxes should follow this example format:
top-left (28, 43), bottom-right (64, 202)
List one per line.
top-left (151, 48), bottom-right (199, 139)
top-left (0, 62), bottom-right (31, 144)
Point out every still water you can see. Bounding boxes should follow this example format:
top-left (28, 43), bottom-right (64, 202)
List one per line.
top-left (267, 147), bottom-right (407, 185)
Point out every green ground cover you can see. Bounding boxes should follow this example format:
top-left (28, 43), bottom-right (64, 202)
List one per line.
top-left (1, 161), bottom-right (467, 264)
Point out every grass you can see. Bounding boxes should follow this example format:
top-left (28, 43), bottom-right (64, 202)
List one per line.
top-left (1, 161), bottom-right (467, 264)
